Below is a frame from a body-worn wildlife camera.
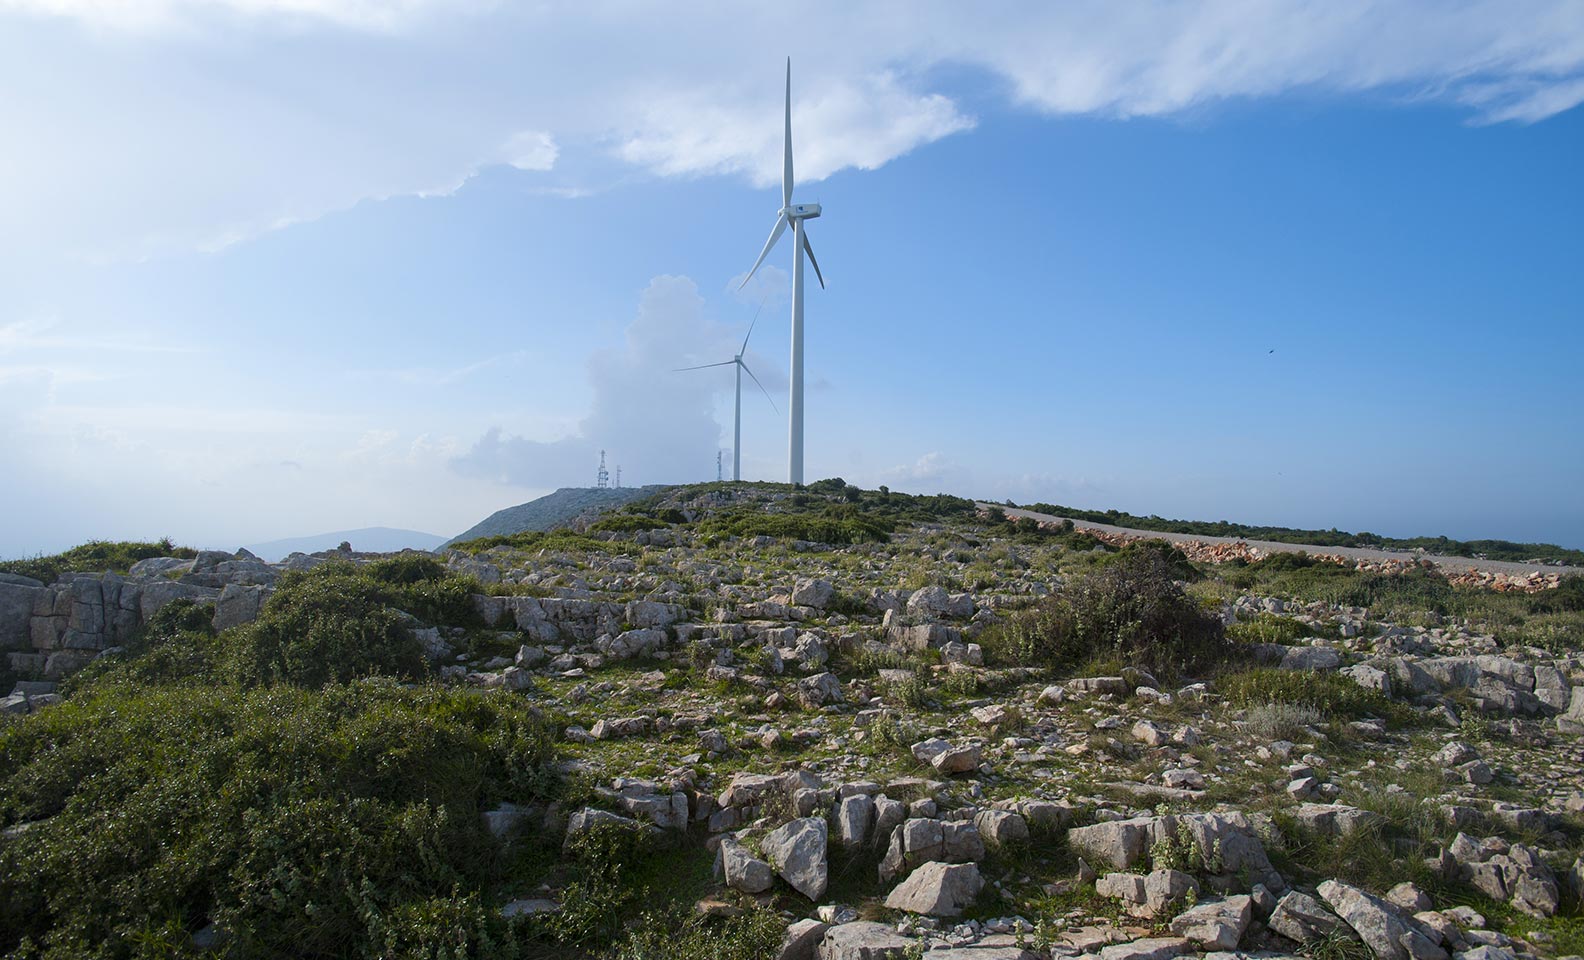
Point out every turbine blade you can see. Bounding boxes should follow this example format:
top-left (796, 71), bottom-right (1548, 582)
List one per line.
top-left (740, 360), bottom-right (778, 413)
top-left (783, 57), bottom-right (794, 209)
top-left (673, 360), bottom-right (736, 372)
top-left (738, 212), bottom-right (788, 290)
top-left (740, 293), bottom-right (769, 354)
top-left (801, 230), bottom-right (826, 289)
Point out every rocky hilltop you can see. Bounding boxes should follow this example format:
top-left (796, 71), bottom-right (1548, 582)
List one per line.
top-left (443, 484), bottom-right (668, 548)
top-left (1, 481), bottom-right (1581, 960)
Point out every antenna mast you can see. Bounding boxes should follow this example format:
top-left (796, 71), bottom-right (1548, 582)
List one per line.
top-left (615, 465), bottom-right (622, 489)
top-left (717, 450), bottom-right (723, 482)
top-left (596, 450), bottom-right (609, 489)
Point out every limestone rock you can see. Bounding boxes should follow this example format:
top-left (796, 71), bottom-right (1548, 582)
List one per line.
top-left (815, 921), bottom-right (914, 960)
top-left (791, 578), bottom-right (836, 610)
top-left (718, 836), bottom-right (774, 894)
top-left (1169, 895), bottom-right (1252, 950)
top-left (1319, 879), bottom-right (1446, 960)
top-left (837, 794), bottom-right (875, 847)
top-left (779, 918), bottom-right (830, 960)
top-left (1269, 890), bottom-right (1357, 944)
top-left (763, 817), bottom-right (829, 900)
top-left (1098, 937), bottom-right (1192, 960)
top-left (883, 861), bottom-right (984, 916)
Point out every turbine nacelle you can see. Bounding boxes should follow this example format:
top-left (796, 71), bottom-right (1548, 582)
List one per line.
top-left (786, 203), bottom-right (821, 220)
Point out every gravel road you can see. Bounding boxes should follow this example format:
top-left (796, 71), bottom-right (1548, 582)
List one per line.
top-left (977, 504), bottom-right (1581, 578)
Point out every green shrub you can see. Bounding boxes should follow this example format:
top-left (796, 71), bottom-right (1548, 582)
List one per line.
top-left (64, 599), bottom-right (220, 690)
top-left (1219, 668), bottom-right (1395, 720)
top-left (449, 530), bottom-right (611, 555)
top-left (550, 820), bottom-right (657, 947)
top-left (588, 515), bottom-right (670, 534)
top-left (227, 564), bottom-right (427, 687)
top-left (1530, 575), bottom-right (1584, 614)
top-left (1226, 613), bottom-right (1310, 646)
top-left (0, 538), bottom-right (196, 586)
top-left (0, 679), bottom-right (556, 958)
top-left (364, 553), bottom-right (450, 585)
top-left (987, 542), bottom-right (1228, 679)
top-left (699, 507), bottom-right (891, 545)
top-left (615, 904), bottom-right (785, 960)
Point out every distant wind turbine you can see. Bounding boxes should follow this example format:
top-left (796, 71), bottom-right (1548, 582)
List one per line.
top-left (739, 56), bottom-right (825, 486)
top-left (675, 304), bottom-right (777, 483)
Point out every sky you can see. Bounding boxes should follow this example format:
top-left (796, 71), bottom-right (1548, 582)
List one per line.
top-left (1, 0), bottom-right (1582, 555)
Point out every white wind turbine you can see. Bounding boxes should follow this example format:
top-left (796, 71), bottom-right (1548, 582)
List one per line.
top-left (675, 305), bottom-right (777, 483)
top-left (739, 56), bottom-right (825, 485)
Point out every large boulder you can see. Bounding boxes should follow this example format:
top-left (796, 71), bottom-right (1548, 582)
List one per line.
top-left (883, 861), bottom-right (984, 916)
top-left (212, 583), bottom-right (267, 631)
top-left (797, 672), bottom-right (845, 708)
top-left (1067, 817), bottom-right (1154, 870)
top-left (836, 794), bottom-right (875, 847)
top-left (718, 836), bottom-right (774, 894)
top-left (779, 918), bottom-right (830, 960)
top-left (791, 579), bottom-right (836, 610)
top-left (1319, 879), bottom-right (1446, 960)
top-left (1281, 646), bottom-right (1342, 671)
top-left (763, 817), bottom-right (829, 900)
top-left (1269, 890), bottom-right (1356, 944)
top-left (1169, 895), bottom-right (1252, 950)
top-left (1068, 813), bottom-right (1283, 891)
top-left (910, 737), bottom-right (982, 774)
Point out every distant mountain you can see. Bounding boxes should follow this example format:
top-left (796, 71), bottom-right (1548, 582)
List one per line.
top-left (244, 527), bottom-right (447, 562)
top-left (445, 486), bottom-right (668, 547)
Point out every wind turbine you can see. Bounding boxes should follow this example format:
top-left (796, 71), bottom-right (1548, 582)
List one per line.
top-left (739, 56), bottom-right (825, 485)
top-left (675, 306), bottom-right (777, 483)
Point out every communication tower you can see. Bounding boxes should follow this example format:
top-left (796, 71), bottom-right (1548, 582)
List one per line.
top-left (596, 450), bottom-right (609, 489)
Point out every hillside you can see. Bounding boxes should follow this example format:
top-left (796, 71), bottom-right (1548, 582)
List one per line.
top-left (444, 485), bottom-right (668, 547)
top-left (244, 526), bottom-right (445, 561)
top-left (2, 481), bottom-right (1582, 958)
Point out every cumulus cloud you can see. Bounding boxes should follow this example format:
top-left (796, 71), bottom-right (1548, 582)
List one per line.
top-left (450, 274), bottom-right (758, 489)
top-left (4, 1), bottom-right (1583, 260)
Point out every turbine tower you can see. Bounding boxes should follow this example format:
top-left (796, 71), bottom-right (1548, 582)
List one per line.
top-left (676, 306), bottom-right (776, 482)
top-left (739, 57), bottom-right (825, 485)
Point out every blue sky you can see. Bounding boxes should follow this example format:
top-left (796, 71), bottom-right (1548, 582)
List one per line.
top-left (2, 1), bottom-right (1582, 554)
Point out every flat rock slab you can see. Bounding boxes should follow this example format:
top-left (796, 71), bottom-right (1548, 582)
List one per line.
top-left (1099, 936), bottom-right (1193, 960)
top-left (815, 921), bottom-right (916, 960)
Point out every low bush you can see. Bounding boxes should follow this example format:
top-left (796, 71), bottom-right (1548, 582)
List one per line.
top-left (1219, 668), bottom-right (1395, 720)
top-left (615, 905), bottom-right (785, 960)
top-left (986, 542), bottom-right (1229, 679)
top-left (449, 530), bottom-right (612, 555)
top-left (1245, 701), bottom-right (1325, 739)
top-left (699, 507), bottom-right (891, 545)
top-left (227, 564), bottom-right (428, 687)
top-left (0, 538), bottom-right (196, 586)
top-left (1226, 613), bottom-right (1311, 646)
top-left (1530, 575), bottom-right (1584, 614)
top-left (222, 559), bottom-right (483, 689)
top-left (0, 678), bottom-right (557, 958)
top-left (587, 515), bottom-right (670, 534)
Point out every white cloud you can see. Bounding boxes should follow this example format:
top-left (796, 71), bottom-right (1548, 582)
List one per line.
top-left (0, 0), bottom-right (473, 31)
top-left (450, 274), bottom-right (749, 489)
top-left (3, 2), bottom-right (1583, 260)
top-left (499, 130), bottom-right (558, 172)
